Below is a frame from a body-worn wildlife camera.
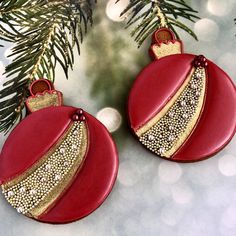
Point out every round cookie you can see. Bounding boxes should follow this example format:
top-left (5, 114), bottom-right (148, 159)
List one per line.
top-left (128, 53), bottom-right (236, 162)
top-left (0, 106), bottom-right (118, 223)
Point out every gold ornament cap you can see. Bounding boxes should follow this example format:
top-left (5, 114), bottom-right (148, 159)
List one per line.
top-left (26, 79), bottom-right (63, 113)
top-left (150, 28), bottom-right (183, 60)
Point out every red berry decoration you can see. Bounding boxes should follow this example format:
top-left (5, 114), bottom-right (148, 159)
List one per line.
top-left (76, 108), bottom-right (84, 115)
top-left (128, 28), bottom-right (236, 162)
top-left (72, 113), bottom-right (80, 121)
top-left (0, 79), bottom-right (118, 223)
top-left (79, 115), bottom-right (86, 121)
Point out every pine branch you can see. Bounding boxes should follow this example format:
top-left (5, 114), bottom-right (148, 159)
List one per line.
top-left (122, 0), bottom-right (200, 46)
top-left (0, 0), bottom-right (95, 133)
top-left (235, 18), bottom-right (236, 35)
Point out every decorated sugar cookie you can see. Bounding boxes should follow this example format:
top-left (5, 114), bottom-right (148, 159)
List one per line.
top-left (128, 28), bottom-right (236, 162)
top-left (0, 80), bottom-right (118, 224)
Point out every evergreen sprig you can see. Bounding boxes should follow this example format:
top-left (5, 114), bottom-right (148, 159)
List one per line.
top-left (235, 17), bottom-right (236, 32)
top-left (122, 0), bottom-right (200, 46)
top-left (0, 0), bottom-right (95, 133)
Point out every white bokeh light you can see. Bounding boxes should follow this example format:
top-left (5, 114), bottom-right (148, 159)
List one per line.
top-left (194, 18), bottom-right (219, 42)
top-left (106, 0), bottom-right (129, 22)
top-left (118, 160), bottom-right (141, 187)
top-left (96, 107), bottom-right (122, 132)
top-left (171, 183), bottom-right (193, 205)
top-left (158, 161), bottom-right (182, 184)
top-left (207, 0), bottom-right (233, 16)
top-left (160, 204), bottom-right (184, 226)
top-left (221, 206), bottom-right (236, 228)
top-left (218, 154), bottom-right (236, 176)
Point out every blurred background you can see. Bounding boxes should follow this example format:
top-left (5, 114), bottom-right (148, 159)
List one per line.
top-left (0, 0), bottom-right (236, 235)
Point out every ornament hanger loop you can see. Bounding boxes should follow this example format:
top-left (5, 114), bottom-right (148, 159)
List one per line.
top-left (29, 79), bottom-right (54, 96)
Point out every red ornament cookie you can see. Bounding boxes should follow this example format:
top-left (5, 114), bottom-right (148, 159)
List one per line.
top-left (0, 80), bottom-right (118, 224)
top-left (128, 28), bottom-right (236, 162)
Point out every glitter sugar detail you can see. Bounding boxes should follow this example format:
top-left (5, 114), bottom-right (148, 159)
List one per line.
top-left (1, 121), bottom-right (87, 216)
top-left (151, 41), bottom-right (182, 59)
top-left (26, 91), bottom-right (62, 112)
top-left (138, 64), bottom-right (207, 158)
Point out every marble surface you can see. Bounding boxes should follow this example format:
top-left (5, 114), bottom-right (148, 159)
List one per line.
top-left (0, 0), bottom-right (236, 235)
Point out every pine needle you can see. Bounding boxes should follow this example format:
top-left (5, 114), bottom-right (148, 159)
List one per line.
top-left (0, 0), bottom-right (95, 133)
top-left (121, 0), bottom-right (200, 47)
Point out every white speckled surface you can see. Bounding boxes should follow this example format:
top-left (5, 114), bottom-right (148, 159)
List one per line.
top-left (0, 1), bottom-right (236, 235)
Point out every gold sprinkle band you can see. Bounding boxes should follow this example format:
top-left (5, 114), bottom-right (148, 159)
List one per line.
top-left (1, 121), bottom-right (88, 218)
top-left (136, 67), bottom-right (206, 158)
